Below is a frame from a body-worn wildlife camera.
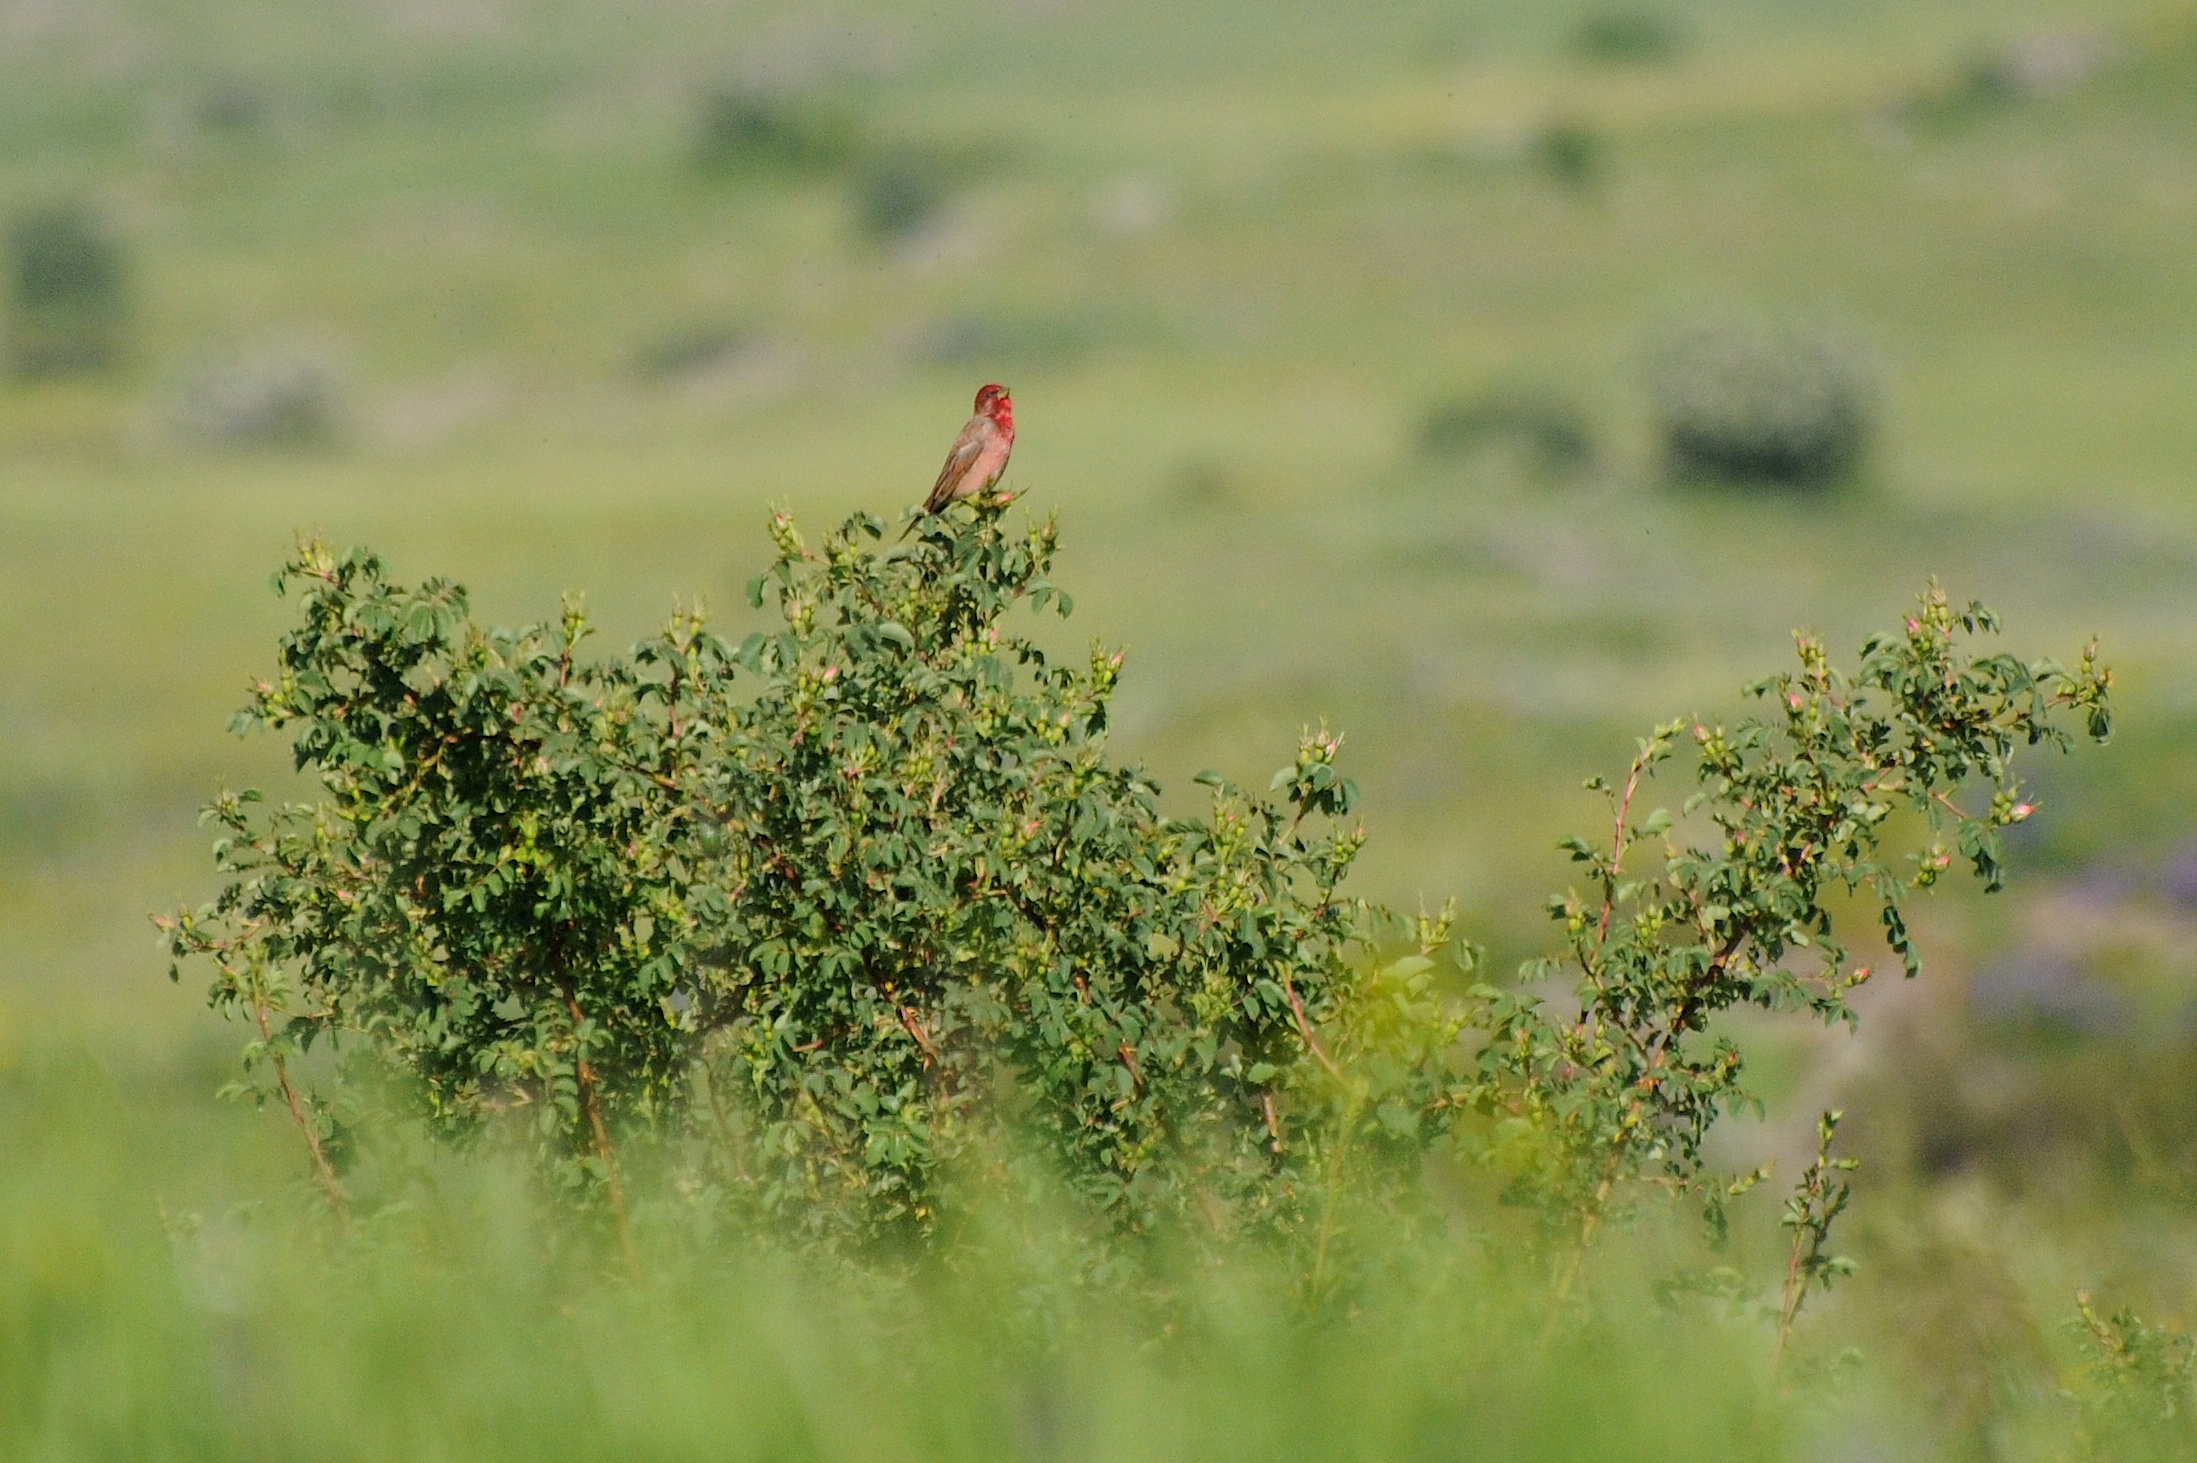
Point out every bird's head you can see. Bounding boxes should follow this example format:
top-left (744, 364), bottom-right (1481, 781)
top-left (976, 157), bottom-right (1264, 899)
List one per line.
top-left (974, 383), bottom-right (1012, 425)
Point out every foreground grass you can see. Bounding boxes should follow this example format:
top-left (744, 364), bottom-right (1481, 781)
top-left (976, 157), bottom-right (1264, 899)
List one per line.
top-left (20, 1008), bottom-right (2193, 1463)
top-left (0, 1028), bottom-right (2085, 1463)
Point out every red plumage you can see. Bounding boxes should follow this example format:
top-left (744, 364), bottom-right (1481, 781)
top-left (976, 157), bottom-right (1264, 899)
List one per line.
top-left (904, 384), bottom-right (1015, 536)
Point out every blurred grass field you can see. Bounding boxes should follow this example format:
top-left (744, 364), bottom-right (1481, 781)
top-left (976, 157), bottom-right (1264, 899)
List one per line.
top-left (8, 1), bottom-right (2197, 1455)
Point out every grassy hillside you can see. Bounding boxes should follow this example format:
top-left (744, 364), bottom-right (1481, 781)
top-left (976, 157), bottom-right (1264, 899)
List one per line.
top-left (5, 5), bottom-right (2197, 1451)
top-left (2, 0), bottom-right (2192, 990)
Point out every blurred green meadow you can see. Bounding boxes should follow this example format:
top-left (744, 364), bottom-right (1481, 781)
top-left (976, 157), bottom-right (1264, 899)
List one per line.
top-left (9, 0), bottom-right (2197, 1455)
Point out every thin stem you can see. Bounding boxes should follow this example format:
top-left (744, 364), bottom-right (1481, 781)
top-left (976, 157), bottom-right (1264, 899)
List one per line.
top-left (1774, 1111), bottom-right (1853, 1367)
top-left (1281, 973), bottom-right (1345, 1081)
top-left (565, 993), bottom-right (640, 1278)
top-left (1596, 749), bottom-right (1653, 947)
top-left (900, 1006), bottom-right (941, 1065)
top-left (1774, 1228), bottom-right (1808, 1368)
top-left (246, 974), bottom-right (350, 1232)
top-left (1541, 1171), bottom-right (1614, 1346)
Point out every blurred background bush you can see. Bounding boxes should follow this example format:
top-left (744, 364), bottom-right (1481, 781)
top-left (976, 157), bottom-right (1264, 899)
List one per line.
top-left (1417, 385), bottom-right (1596, 479)
top-left (1570, 9), bottom-right (1688, 65)
top-left (693, 86), bottom-right (862, 176)
top-left (173, 345), bottom-right (343, 447)
top-left (6, 201), bottom-right (126, 376)
top-left (1645, 310), bottom-right (1876, 488)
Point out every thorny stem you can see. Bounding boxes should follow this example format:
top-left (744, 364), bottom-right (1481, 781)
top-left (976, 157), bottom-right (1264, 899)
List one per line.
top-left (698, 1061), bottom-right (753, 1188)
top-left (1774, 1112), bottom-right (1855, 1368)
top-left (565, 992), bottom-right (640, 1278)
top-left (1774, 1233), bottom-right (1809, 1366)
top-left (1281, 973), bottom-right (1345, 1081)
top-left (1280, 927), bottom-right (1354, 1300)
top-left (900, 1006), bottom-right (941, 1065)
top-left (1658, 929), bottom-right (1749, 1060)
top-left (246, 973), bottom-right (351, 1232)
top-left (1548, 1183), bottom-right (1609, 1318)
top-left (1596, 745), bottom-right (1655, 949)
top-left (1546, 1142), bottom-right (1626, 1335)
top-left (1546, 1034), bottom-right (1679, 1333)
top-left (1306, 1082), bottom-right (1363, 1304)
top-left (1929, 789), bottom-right (1974, 823)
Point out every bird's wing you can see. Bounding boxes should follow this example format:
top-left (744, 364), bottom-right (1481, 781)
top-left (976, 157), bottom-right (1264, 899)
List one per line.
top-left (921, 418), bottom-right (991, 512)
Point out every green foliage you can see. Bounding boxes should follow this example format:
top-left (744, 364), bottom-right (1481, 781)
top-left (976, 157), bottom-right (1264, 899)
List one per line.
top-left (158, 540), bottom-right (698, 1230)
top-left (1646, 311), bottom-right (1876, 488)
top-left (0, 1042), bottom-right (1799, 1463)
top-left (1774, 1110), bottom-right (1857, 1359)
top-left (2068, 1293), bottom-right (2197, 1457)
top-left (167, 509), bottom-right (2109, 1312)
top-left (166, 503), bottom-right (1458, 1256)
top-left (694, 88), bottom-right (861, 175)
top-left (1458, 586), bottom-right (2109, 1254)
top-left (5, 201), bottom-right (125, 375)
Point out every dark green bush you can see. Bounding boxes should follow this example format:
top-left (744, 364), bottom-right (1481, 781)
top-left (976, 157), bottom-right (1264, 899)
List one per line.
top-left (1534, 120), bottom-right (1602, 188)
top-left (857, 160), bottom-right (949, 241)
top-left (6, 202), bottom-right (126, 376)
top-left (168, 502), bottom-right (2110, 1309)
top-left (196, 75), bottom-right (271, 138)
top-left (1904, 33), bottom-right (2114, 127)
top-left (175, 349), bottom-right (341, 447)
top-left (695, 89), bottom-right (859, 175)
top-left (1570, 10), bottom-right (1685, 64)
top-left (1645, 311), bottom-right (1876, 488)
top-left (167, 503), bottom-right (1457, 1258)
top-left (1418, 388), bottom-right (1594, 475)
top-left (630, 323), bottom-right (755, 381)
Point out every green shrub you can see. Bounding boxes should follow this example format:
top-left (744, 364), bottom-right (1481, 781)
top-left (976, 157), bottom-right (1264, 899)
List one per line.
top-left (1570, 10), bottom-right (1685, 64)
top-left (1418, 388), bottom-right (1594, 475)
top-left (1645, 311), bottom-right (1876, 487)
top-left (166, 504), bottom-right (1457, 1260)
top-left (857, 160), bottom-right (949, 241)
top-left (1904, 33), bottom-right (2114, 126)
top-left (1464, 587), bottom-right (2107, 1283)
top-left (5, 202), bottom-right (126, 376)
top-left (167, 503), bottom-right (2110, 1307)
top-left (2069, 1293), bottom-right (2197, 1458)
top-left (195, 75), bottom-right (271, 138)
top-left (629, 323), bottom-right (756, 381)
top-left (175, 349), bottom-right (341, 446)
top-left (1534, 119), bottom-right (1602, 188)
top-left (694, 88), bottom-right (859, 175)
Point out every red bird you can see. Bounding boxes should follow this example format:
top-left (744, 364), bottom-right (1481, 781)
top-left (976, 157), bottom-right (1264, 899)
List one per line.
top-left (904, 384), bottom-right (1014, 537)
